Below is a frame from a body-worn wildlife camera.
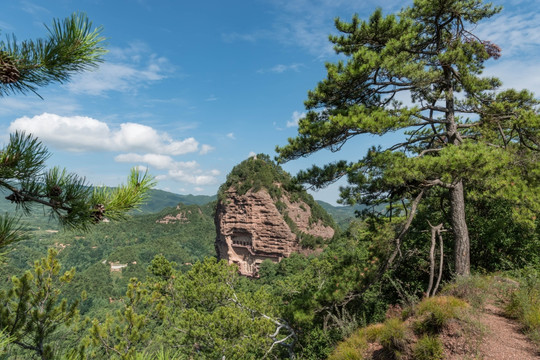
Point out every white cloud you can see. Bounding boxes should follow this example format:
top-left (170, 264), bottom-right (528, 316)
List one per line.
top-left (65, 43), bottom-right (173, 95)
top-left (258, 63), bottom-right (303, 74)
top-left (167, 169), bottom-right (218, 185)
top-left (194, 187), bottom-right (204, 192)
top-left (205, 95), bottom-right (218, 101)
top-left (287, 111), bottom-right (306, 127)
top-left (226, 132), bottom-right (236, 140)
top-left (476, 11), bottom-right (540, 58)
top-left (115, 153), bottom-right (175, 169)
top-left (115, 153), bottom-right (219, 186)
top-left (9, 113), bottom-right (199, 155)
top-left (200, 144), bottom-right (214, 155)
top-left (223, 0), bottom-right (402, 58)
top-left (248, 151), bottom-right (257, 157)
top-left (65, 61), bottom-right (165, 95)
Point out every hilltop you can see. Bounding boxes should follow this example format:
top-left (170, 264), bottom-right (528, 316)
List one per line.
top-left (215, 155), bottom-right (337, 276)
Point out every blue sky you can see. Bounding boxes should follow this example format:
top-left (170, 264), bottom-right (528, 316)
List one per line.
top-left (1, 0), bottom-right (539, 205)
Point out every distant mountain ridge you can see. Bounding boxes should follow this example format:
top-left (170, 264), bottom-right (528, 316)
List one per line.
top-left (138, 189), bottom-right (216, 213)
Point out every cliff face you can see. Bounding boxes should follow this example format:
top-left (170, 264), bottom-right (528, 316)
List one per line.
top-left (215, 157), bottom-right (336, 277)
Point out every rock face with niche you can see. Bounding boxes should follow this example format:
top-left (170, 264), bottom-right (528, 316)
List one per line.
top-left (215, 156), bottom-right (336, 277)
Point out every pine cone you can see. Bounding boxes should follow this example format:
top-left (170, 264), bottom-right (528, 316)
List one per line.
top-left (49, 185), bottom-right (62, 197)
top-left (0, 59), bottom-right (20, 84)
top-left (92, 204), bottom-right (106, 223)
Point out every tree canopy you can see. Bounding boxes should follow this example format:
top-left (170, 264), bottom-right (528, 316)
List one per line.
top-left (276, 0), bottom-right (540, 276)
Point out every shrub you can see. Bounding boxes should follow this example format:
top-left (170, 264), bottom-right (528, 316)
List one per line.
top-left (414, 296), bottom-right (469, 334)
top-left (413, 335), bottom-right (444, 360)
top-left (378, 318), bottom-right (408, 359)
top-left (328, 330), bottom-right (368, 360)
top-left (505, 268), bottom-right (540, 345)
top-left (442, 275), bottom-right (492, 309)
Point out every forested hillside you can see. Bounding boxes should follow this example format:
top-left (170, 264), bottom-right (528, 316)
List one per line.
top-left (0, 201), bottom-right (217, 317)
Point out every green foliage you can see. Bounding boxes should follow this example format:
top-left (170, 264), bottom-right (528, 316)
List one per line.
top-left (255, 224), bottom-right (390, 359)
top-left (442, 274), bottom-right (493, 309)
top-left (136, 189), bottom-right (216, 214)
top-left (504, 268), bottom-right (540, 345)
top-left (0, 132), bottom-right (155, 233)
top-left (0, 249), bottom-right (79, 359)
top-left (413, 335), bottom-right (444, 360)
top-left (276, 0), bottom-right (540, 277)
top-left (0, 12), bottom-right (106, 97)
top-left (86, 256), bottom-right (286, 359)
top-left (327, 330), bottom-right (368, 360)
top-left (87, 279), bottom-right (155, 359)
top-left (413, 296), bottom-right (469, 335)
top-left (218, 154), bottom-right (291, 199)
top-left (377, 318), bottom-right (408, 359)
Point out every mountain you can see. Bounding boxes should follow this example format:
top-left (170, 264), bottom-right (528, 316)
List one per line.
top-left (0, 201), bottom-right (217, 315)
top-left (138, 189), bottom-right (216, 213)
top-left (315, 200), bottom-right (373, 229)
top-left (215, 155), bottom-right (337, 276)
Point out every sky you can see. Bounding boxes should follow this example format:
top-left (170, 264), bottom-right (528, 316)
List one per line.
top-left (1, 0), bottom-right (539, 205)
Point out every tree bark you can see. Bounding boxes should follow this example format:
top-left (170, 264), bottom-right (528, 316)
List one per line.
top-left (444, 66), bottom-right (471, 277)
top-left (450, 180), bottom-right (470, 276)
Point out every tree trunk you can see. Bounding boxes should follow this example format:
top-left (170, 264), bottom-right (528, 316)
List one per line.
top-left (449, 180), bottom-right (470, 276)
top-left (443, 66), bottom-right (471, 277)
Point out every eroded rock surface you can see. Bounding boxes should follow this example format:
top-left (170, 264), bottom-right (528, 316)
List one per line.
top-left (215, 188), bottom-right (335, 277)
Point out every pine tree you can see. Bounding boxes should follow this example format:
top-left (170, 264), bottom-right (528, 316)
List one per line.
top-left (0, 12), bottom-right (106, 98)
top-left (276, 0), bottom-right (539, 276)
top-left (0, 13), bottom-right (155, 358)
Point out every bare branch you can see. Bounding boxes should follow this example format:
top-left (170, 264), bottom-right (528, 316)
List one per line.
top-left (382, 188), bottom-right (425, 274)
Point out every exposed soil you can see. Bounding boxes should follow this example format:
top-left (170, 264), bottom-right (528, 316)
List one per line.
top-left (476, 303), bottom-right (539, 360)
top-left (361, 301), bottom-right (539, 359)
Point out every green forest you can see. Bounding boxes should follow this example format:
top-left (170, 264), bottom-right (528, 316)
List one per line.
top-left (1, 0), bottom-right (539, 359)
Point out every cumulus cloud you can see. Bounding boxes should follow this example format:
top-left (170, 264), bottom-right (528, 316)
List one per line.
top-left (199, 144), bottom-right (214, 155)
top-left (115, 153), bottom-right (175, 169)
top-left (115, 153), bottom-right (220, 186)
top-left (226, 132), bottom-right (236, 140)
top-left (9, 113), bottom-right (199, 155)
top-left (287, 110), bottom-right (306, 127)
top-left (167, 169), bottom-right (218, 185)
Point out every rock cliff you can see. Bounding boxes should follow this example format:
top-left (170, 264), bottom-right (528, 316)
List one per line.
top-left (215, 155), bottom-right (336, 277)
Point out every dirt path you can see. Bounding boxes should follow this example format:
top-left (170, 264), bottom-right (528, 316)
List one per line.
top-left (477, 303), bottom-right (539, 360)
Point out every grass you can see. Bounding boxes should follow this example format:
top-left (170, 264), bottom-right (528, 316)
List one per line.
top-left (413, 296), bottom-right (469, 335)
top-left (329, 271), bottom-right (540, 359)
top-left (504, 268), bottom-right (540, 347)
top-left (412, 335), bottom-right (444, 360)
top-left (329, 294), bottom-right (478, 360)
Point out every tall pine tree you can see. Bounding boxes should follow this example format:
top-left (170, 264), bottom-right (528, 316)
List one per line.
top-left (277, 0), bottom-right (539, 276)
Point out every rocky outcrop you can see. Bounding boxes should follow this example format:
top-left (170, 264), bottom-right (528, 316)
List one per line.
top-left (215, 187), bottom-right (335, 277)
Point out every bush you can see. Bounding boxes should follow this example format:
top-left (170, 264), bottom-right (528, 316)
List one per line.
top-left (505, 268), bottom-right (540, 345)
top-left (378, 318), bottom-right (408, 359)
top-left (414, 296), bottom-right (468, 334)
top-left (327, 330), bottom-right (368, 360)
top-left (413, 335), bottom-right (444, 360)
top-left (442, 275), bottom-right (492, 309)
